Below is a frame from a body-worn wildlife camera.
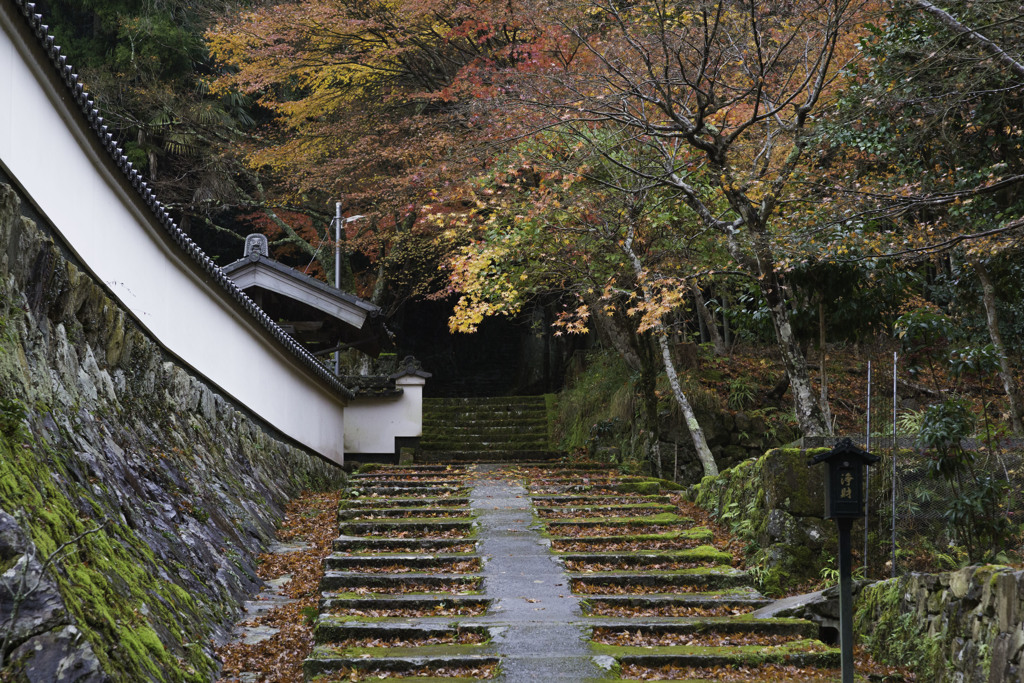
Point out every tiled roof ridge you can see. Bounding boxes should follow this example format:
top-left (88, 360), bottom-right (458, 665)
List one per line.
top-left (9, 1), bottom-right (354, 400)
top-left (338, 374), bottom-right (402, 398)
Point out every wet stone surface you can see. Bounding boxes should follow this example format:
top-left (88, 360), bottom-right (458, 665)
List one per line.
top-left (467, 464), bottom-right (604, 681)
top-left (303, 462), bottom-right (841, 682)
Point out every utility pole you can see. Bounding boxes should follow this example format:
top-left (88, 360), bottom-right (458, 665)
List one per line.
top-left (334, 201), bottom-right (343, 293)
top-left (331, 202), bottom-right (365, 376)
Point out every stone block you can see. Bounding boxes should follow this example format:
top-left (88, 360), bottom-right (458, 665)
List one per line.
top-left (765, 508), bottom-right (805, 545)
top-left (802, 518), bottom-right (831, 550)
top-left (750, 414), bottom-right (768, 435)
top-left (997, 573), bottom-right (1018, 632)
top-left (0, 512), bottom-right (69, 643)
top-left (721, 445), bottom-right (748, 465)
top-left (761, 448), bottom-right (825, 517)
top-left (927, 589), bottom-right (946, 615)
top-left (951, 567), bottom-right (976, 599)
top-left (7, 625), bottom-right (103, 683)
top-left (991, 632), bottom-right (1014, 683)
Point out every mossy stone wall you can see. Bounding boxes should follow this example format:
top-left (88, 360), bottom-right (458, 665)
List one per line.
top-left (856, 566), bottom-right (1024, 682)
top-left (0, 181), bottom-right (346, 681)
top-left (691, 447), bottom-right (837, 595)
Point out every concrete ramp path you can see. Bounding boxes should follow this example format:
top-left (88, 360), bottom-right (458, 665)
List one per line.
top-left (469, 464), bottom-right (604, 680)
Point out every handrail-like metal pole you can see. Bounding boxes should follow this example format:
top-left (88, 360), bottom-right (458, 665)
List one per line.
top-left (892, 352), bottom-right (898, 578)
top-left (865, 360), bottom-right (871, 576)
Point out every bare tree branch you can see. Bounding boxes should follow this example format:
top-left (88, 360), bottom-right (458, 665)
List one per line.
top-left (910, 0), bottom-right (1024, 80)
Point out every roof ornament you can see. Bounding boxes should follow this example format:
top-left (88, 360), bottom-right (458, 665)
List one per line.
top-left (391, 356), bottom-right (432, 380)
top-left (244, 234), bottom-right (269, 262)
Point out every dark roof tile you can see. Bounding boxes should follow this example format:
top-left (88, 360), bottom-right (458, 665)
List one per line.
top-left (7, 0), bottom-right (354, 400)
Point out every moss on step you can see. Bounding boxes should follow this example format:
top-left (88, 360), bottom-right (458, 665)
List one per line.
top-left (545, 512), bottom-right (692, 525)
top-left (311, 644), bottom-right (493, 658)
top-left (589, 638), bottom-right (836, 658)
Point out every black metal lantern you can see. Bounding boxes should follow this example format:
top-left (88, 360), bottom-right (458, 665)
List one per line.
top-left (809, 438), bottom-right (880, 520)
top-left (808, 437), bottom-right (881, 683)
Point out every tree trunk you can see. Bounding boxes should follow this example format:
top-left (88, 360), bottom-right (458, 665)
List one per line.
top-left (747, 230), bottom-right (832, 436)
top-left (819, 300), bottom-right (829, 420)
top-left (657, 327), bottom-right (718, 477)
top-left (974, 260), bottom-right (1024, 435)
top-left (637, 343), bottom-right (663, 478)
top-left (722, 290), bottom-right (732, 350)
top-left (691, 282), bottom-right (728, 356)
top-left (620, 229), bottom-right (719, 476)
top-left (586, 293), bottom-right (645, 373)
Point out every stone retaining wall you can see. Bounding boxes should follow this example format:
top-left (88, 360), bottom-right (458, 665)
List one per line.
top-left (691, 447), bottom-right (838, 596)
top-left (0, 180), bottom-right (347, 681)
top-left (856, 566), bottom-right (1024, 682)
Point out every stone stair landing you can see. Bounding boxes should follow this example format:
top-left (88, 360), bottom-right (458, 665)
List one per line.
top-left (419, 396), bottom-right (562, 463)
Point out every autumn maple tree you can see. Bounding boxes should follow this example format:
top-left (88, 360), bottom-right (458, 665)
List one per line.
top-left (442, 130), bottom-right (729, 474)
top-left (445, 0), bottom-right (873, 437)
top-left (204, 0), bottom-right (552, 303)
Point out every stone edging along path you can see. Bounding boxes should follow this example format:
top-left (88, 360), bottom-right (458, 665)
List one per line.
top-left (303, 463), bottom-right (841, 682)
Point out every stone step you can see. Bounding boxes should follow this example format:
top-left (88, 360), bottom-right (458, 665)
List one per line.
top-left (615, 649), bottom-right (840, 669)
top-left (590, 618), bottom-right (819, 638)
top-left (420, 439), bottom-right (551, 450)
top-left (421, 428), bottom-right (549, 440)
top-left (425, 395), bottom-right (548, 407)
top-left (348, 486), bottom-right (471, 497)
top-left (549, 534), bottom-right (717, 554)
top-left (332, 537), bottom-right (477, 554)
top-left (547, 528), bottom-right (715, 544)
top-left (422, 412), bottom-right (547, 421)
top-left (304, 650), bottom-right (499, 680)
top-left (320, 571), bottom-right (483, 593)
top-left (341, 497), bottom-right (470, 508)
top-left (543, 513), bottom-right (692, 527)
top-left (348, 477), bottom-right (465, 487)
top-left (531, 494), bottom-right (672, 505)
top-left (581, 592), bottom-right (773, 616)
top-left (353, 464), bottom-right (468, 473)
top-left (323, 553), bottom-right (482, 572)
top-left (415, 450), bottom-right (564, 463)
top-left (535, 503), bottom-right (679, 516)
top-left (419, 413), bottom-right (548, 423)
top-left (319, 595), bottom-right (490, 616)
top-left (420, 434), bottom-right (550, 447)
top-left (337, 507), bottom-right (473, 521)
top-left (568, 567), bottom-right (752, 593)
top-left (313, 619), bottom-right (490, 644)
top-left (555, 548), bottom-right (733, 568)
top-left (335, 520), bottom-right (475, 536)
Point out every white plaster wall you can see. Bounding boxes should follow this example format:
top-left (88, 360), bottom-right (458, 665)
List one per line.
top-left (345, 379), bottom-right (424, 454)
top-left (0, 11), bottom-right (346, 463)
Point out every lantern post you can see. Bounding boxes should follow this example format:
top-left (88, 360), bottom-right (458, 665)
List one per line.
top-left (809, 438), bottom-right (880, 683)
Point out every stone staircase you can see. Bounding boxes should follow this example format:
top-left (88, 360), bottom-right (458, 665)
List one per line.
top-left (418, 396), bottom-right (562, 462)
top-left (304, 463), bottom-right (842, 682)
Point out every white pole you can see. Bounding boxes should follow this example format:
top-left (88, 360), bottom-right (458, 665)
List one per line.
top-left (334, 201), bottom-right (342, 290)
top-left (891, 352), bottom-right (898, 578)
top-left (334, 201), bottom-right (342, 376)
top-left (865, 360), bottom-right (872, 576)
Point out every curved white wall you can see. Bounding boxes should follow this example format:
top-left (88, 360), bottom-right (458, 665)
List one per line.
top-left (0, 7), bottom-right (347, 463)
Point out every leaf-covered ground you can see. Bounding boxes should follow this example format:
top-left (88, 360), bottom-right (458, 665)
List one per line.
top-left (217, 464), bottom-right (914, 681)
top-left (215, 491), bottom-right (341, 683)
